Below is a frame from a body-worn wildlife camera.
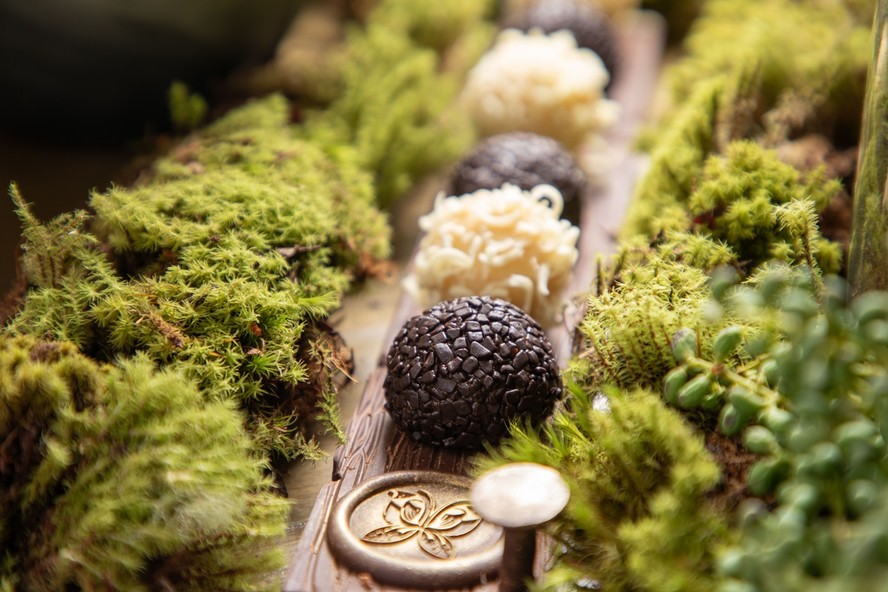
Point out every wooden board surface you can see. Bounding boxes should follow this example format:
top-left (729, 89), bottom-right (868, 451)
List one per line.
top-left (286, 12), bottom-right (666, 591)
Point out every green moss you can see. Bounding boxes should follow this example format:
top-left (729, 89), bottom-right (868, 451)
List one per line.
top-left (367, 0), bottom-right (496, 54)
top-left (7, 95), bottom-right (391, 460)
top-left (623, 79), bottom-right (722, 238)
top-left (627, 0), bottom-right (869, 270)
top-left (689, 141), bottom-right (842, 274)
top-left (145, 94), bottom-right (390, 268)
top-left (304, 0), bottom-right (496, 207)
top-left (168, 81), bottom-right (207, 133)
top-left (572, 256), bottom-right (733, 394)
top-left (626, 140), bottom-right (842, 278)
top-left (563, 269), bottom-right (888, 591)
top-left (671, 0), bottom-right (870, 143)
top-left (0, 334), bottom-right (287, 591)
top-left (478, 386), bottom-right (731, 592)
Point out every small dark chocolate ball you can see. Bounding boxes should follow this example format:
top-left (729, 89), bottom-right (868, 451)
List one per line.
top-left (383, 296), bottom-right (562, 449)
top-left (450, 132), bottom-right (587, 225)
top-left (504, 0), bottom-right (620, 90)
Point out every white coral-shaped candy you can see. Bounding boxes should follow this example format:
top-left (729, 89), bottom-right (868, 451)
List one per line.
top-left (461, 28), bottom-right (618, 150)
top-left (404, 184), bottom-right (580, 326)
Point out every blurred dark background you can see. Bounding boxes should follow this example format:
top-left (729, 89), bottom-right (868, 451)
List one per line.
top-left (0, 0), bottom-right (302, 296)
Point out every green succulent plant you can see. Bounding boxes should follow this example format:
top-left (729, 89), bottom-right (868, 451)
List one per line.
top-left (675, 272), bottom-right (888, 591)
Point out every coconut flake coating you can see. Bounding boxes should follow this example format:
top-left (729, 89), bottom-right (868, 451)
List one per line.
top-left (449, 132), bottom-right (587, 225)
top-left (404, 183), bottom-right (579, 327)
top-left (503, 0), bottom-right (620, 89)
top-left (383, 296), bottom-right (562, 449)
top-left (460, 28), bottom-right (618, 150)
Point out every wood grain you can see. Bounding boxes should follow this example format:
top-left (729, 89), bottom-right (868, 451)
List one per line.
top-left (285, 12), bottom-right (665, 591)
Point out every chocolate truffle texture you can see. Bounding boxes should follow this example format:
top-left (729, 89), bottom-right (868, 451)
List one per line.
top-left (449, 132), bottom-right (587, 225)
top-left (384, 296), bottom-right (562, 449)
top-left (504, 0), bottom-right (620, 90)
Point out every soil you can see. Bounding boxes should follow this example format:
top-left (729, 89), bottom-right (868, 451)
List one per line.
top-left (704, 429), bottom-right (766, 513)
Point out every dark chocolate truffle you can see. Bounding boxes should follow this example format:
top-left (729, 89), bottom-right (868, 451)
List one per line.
top-left (383, 296), bottom-right (562, 449)
top-left (504, 0), bottom-right (620, 89)
top-left (449, 132), bottom-right (587, 225)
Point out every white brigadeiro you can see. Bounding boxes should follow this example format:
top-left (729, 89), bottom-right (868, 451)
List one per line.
top-left (460, 28), bottom-right (618, 150)
top-left (404, 183), bottom-right (579, 326)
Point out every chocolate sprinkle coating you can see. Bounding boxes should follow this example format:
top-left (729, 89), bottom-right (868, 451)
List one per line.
top-left (383, 296), bottom-right (562, 449)
top-left (449, 132), bottom-right (586, 225)
top-left (504, 0), bottom-right (620, 90)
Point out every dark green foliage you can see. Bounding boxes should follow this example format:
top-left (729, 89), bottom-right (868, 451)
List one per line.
top-left (303, 0), bottom-right (496, 207)
top-left (477, 385), bottom-right (731, 591)
top-left (7, 96), bottom-right (391, 459)
top-left (0, 334), bottom-right (287, 591)
top-left (718, 276), bottom-right (888, 590)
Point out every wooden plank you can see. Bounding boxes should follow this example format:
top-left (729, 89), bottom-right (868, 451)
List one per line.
top-left (285, 12), bottom-right (665, 591)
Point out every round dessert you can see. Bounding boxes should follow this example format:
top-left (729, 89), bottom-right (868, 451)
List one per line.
top-left (449, 132), bottom-right (587, 225)
top-left (503, 0), bottom-right (620, 89)
top-left (460, 28), bottom-right (617, 150)
top-left (383, 296), bottom-right (562, 449)
top-left (403, 183), bottom-right (580, 327)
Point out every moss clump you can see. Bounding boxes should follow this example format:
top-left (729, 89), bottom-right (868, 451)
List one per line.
top-left (145, 94), bottom-right (390, 271)
top-left (0, 334), bottom-right (287, 591)
top-left (625, 0), bottom-right (869, 274)
top-left (168, 81), bottom-right (208, 133)
top-left (670, 0), bottom-right (870, 145)
top-left (626, 139), bottom-right (842, 277)
top-left (623, 79), bottom-right (721, 237)
top-left (690, 142), bottom-right (842, 274)
top-left (367, 0), bottom-right (496, 54)
top-left (478, 385), bottom-right (730, 592)
top-left (303, 0), bottom-right (497, 207)
top-left (7, 95), bottom-right (391, 460)
top-left (572, 258), bottom-right (724, 393)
